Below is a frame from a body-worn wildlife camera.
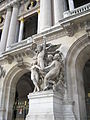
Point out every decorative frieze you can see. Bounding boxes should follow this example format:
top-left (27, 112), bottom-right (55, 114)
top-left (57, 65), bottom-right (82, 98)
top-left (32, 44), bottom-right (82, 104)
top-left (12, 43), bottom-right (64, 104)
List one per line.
top-left (5, 55), bottom-right (14, 64)
top-left (15, 53), bottom-right (23, 67)
top-left (1, 42), bottom-right (37, 65)
top-left (61, 22), bottom-right (75, 37)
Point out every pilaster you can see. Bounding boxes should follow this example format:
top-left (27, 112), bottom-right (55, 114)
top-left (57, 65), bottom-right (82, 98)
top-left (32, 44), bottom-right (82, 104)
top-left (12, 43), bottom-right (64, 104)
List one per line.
top-left (0, 7), bottom-right (12, 54)
top-left (37, 9), bottom-right (40, 33)
top-left (68, 0), bottom-right (74, 11)
top-left (6, 3), bottom-right (19, 50)
top-left (53, 0), bottom-right (66, 25)
top-left (18, 18), bottom-right (24, 42)
top-left (40, 0), bottom-right (52, 32)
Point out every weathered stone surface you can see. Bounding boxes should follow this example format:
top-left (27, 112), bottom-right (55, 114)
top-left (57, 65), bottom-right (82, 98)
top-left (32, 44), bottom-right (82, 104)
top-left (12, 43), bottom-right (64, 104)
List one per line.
top-left (26, 90), bottom-right (64, 120)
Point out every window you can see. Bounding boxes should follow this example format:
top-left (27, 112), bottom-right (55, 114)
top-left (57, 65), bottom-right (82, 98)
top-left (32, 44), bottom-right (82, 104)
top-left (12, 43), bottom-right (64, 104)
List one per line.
top-left (23, 13), bottom-right (38, 39)
top-left (74, 0), bottom-right (90, 8)
top-left (0, 29), bottom-right (2, 41)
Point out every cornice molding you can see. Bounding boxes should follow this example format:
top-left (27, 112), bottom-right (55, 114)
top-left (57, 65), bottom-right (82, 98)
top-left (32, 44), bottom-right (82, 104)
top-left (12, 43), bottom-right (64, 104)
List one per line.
top-left (0, 0), bottom-right (21, 12)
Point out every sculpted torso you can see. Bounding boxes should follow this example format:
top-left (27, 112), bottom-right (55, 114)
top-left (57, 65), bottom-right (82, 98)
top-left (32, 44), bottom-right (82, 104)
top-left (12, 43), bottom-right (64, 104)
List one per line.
top-left (31, 66), bottom-right (39, 82)
top-left (46, 60), bottom-right (61, 79)
top-left (37, 50), bottom-right (45, 70)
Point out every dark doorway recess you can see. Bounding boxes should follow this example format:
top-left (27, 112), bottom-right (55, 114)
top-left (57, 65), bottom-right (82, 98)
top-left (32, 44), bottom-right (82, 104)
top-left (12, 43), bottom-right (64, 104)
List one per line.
top-left (83, 60), bottom-right (90, 120)
top-left (12, 72), bottom-right (34, 120)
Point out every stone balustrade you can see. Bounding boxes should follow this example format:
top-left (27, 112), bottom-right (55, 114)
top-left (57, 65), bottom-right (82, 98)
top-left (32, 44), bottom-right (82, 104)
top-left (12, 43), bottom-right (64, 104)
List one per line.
top-left (64, 3), bottom-right (90, 18)
top-left (7, 37), bottom-right (33, 50)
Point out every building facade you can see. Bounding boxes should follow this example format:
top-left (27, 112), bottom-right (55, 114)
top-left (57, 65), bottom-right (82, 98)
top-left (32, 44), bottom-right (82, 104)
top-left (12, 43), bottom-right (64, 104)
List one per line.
top-left (0, 0), bottom-right (90, 120)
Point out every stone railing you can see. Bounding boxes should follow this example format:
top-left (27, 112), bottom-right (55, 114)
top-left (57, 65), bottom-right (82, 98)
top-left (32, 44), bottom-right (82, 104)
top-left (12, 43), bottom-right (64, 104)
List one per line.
top-left (64, 3), bottom-right (90, 18)
top-left (7, 37), bottom-right (33, 50)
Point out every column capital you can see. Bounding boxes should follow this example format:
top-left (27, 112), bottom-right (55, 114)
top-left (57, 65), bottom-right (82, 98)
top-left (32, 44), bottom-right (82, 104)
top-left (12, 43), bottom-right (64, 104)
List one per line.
top-left (36, 0), bottom-right (39, 2)
top-left (1, 27), bottom-right (3, 30)
top-left (37, 9), bottom-right (40, 14)
top-left (19, 18), bottom-right (24, 22)
top-left (31, 1), bottom-right (34, 7)
top-left (36, 0), bottom-right (40, 3)
top-left (13, 2), bottom-right (20, 8)
top-left (7, 0), bottom-right (20, 8)
top-left (6, 5), bottom-right (12, 11)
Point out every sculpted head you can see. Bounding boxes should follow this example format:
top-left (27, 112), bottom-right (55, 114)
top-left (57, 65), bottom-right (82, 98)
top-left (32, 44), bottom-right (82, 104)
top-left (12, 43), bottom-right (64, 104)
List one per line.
top-left (53, 54), bottom-right (60, 60)
top-left (48, 54), bottom-right (53, 62)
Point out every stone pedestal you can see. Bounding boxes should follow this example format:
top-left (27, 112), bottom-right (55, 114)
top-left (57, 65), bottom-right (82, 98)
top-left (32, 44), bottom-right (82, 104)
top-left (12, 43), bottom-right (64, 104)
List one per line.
top-left (26, 90), bottom-right (63, 120)
top-left (63, 100), bottom-right (76, 120)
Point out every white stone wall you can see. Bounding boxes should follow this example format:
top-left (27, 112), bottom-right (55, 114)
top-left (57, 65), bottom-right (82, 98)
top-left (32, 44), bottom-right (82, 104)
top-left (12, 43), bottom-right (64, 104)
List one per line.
top-left (0, 27), bottom-right (87, 120)
top-left (0, 0), bottom-right (89, 120)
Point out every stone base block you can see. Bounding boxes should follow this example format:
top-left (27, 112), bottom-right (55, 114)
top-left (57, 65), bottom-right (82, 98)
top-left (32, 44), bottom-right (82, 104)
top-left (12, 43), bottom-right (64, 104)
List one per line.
top-left (26, 90), bottom-right (63, 120)
top-left (63, 101), bottom-right (76, 120)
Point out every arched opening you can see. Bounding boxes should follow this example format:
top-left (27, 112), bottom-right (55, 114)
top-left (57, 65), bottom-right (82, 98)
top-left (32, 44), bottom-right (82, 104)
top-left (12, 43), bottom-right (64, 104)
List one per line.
top-left (65, 35), bottom-right (90, 120)
top-left (12, 72), bottom-right (34, 120)
top-left (83, 60), bottom-right (90, 119)
top-left (1, 64), bottom-right (35, 120)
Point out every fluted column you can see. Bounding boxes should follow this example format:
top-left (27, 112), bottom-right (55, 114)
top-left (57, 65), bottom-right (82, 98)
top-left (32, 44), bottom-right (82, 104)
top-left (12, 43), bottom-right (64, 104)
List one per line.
top-left (15, 21), bottom-right (19, 43)
top-left (68, 0), bottom-right (74, 11)
top-left (53, 0), bottom-right (66, 25)
top-left (37, 9), bottom-right (40, 33)
top-left (0, 7), bottom-right (12, 54)
top-left (40, 0), bottom-right (52, 32)
top-left (18, 18), bottom-right (24, 42)
top-left (6, 3), bottom-right (19, 50)
top-left (36, 0), bottom-right (40, 33)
